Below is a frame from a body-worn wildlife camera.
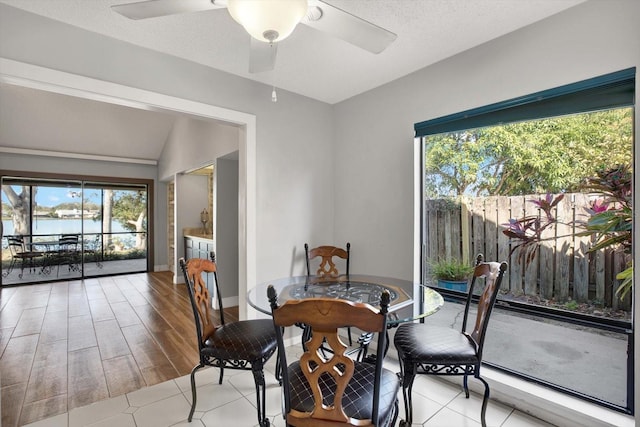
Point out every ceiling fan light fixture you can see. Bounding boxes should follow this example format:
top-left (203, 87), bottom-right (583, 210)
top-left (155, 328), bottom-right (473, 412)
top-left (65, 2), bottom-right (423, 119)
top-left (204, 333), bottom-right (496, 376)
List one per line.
top-left (227, 0), bottom-right (308, 43)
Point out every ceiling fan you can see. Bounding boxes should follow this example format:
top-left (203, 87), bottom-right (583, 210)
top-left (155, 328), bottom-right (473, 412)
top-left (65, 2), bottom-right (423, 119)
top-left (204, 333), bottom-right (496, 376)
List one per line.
top-left (112, 0), bottom-right (397, 73)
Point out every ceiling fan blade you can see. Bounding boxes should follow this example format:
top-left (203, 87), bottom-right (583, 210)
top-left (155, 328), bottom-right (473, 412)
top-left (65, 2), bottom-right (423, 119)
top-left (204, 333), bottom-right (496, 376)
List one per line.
top-left (303, 0), bottom-right (396, 54)
top-left (249, 38), bottom-right (277, 73)
top-left (111, 0), bottom-right (223, 20)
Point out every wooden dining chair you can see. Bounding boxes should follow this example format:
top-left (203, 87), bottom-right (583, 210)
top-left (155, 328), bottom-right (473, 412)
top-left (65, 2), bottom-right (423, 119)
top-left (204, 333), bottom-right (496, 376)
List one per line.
top-left (393, 254), bottom-right (508, 427)
top-left (304, 242), bottom-right (357, 347)
top-left (267, 285), bottom-right (400, 427)
top-left (305, 242), bottom-right (350, 278)
top-left (180, 253), bottom-right (278, 426)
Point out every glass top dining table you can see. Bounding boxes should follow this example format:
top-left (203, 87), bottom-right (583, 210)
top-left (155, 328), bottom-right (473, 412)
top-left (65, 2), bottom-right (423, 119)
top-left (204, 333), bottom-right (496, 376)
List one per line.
top-left (247, 274), bottom-right (444, 326)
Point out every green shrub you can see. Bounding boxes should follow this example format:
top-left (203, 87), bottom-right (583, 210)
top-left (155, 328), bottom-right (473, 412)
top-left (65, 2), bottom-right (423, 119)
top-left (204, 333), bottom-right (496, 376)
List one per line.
top-left (430, 258), bottom-right (474, 281)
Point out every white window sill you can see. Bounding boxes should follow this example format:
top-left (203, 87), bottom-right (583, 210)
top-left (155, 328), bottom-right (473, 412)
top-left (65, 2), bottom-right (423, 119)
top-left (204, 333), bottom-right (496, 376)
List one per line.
top-left (479, 366), bottom-right (634, 427)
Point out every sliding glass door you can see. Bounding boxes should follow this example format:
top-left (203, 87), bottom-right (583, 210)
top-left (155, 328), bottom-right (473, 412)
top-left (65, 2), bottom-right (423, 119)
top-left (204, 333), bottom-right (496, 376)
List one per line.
top-left (82, 182), bottom-right (148, 277)
top-left (1, 176), bottom-right (149, 285)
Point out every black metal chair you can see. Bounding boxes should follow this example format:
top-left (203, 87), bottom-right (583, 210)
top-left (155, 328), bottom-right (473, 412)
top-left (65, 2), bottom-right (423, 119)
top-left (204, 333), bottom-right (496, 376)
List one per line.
top-left (268, 285), bottom-right (399, 427)
top-left (179, 253), bottom-right (278, 426)
top-left (56, 233), bottom-right (80, 276)
top-left (83, 234), bottom-right (103, 269)
top-left (4, 235), bottom-right (43, 279)
top-left (393, 254), bottom-right (508, 427)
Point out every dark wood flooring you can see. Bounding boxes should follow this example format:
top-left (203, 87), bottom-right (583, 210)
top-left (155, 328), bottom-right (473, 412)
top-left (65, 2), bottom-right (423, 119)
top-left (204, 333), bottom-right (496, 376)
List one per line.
top-left (0, 271), bottom-right (238, 427)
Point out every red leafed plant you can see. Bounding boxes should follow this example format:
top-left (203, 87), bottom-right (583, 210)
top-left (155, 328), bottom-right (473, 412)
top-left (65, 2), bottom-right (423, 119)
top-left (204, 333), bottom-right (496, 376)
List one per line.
top-left (502, 192), bottom-right (565, 265)
top-left (503, 164), bottom-right (632, 299)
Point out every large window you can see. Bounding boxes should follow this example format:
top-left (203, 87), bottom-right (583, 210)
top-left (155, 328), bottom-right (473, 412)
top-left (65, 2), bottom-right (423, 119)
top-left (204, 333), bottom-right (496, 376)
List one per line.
top-left (1, 174), bottom-right (152, 285)
top-left (416, 68), bottom-right (635, 413)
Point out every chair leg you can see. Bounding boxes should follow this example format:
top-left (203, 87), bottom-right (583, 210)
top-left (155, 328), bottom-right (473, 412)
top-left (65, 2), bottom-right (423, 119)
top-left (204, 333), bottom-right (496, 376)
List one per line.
top-left (301, 324), bottom-right (311, 351)
top-left (398, 360), bottom-right (416, 427)
top-left (353, 332), bottom-right (374, 362)
top-left (463, 371), bottom-right (470, 398)
top-left (218, 365), bottom-right (224, 384)
top-left (275, 349), bottom-right (282, 385)
top-left (477, 375), bottom-right (490, 427)
top-left (389, 398), bottom-right (400, 427)
top-left (19, 258), bottom-right (27, 279)
top-left (251, 363), bottom-right (270, 427)
top-left (188, 363), bottom-right (205, 422)
top-left (3, 258), bottom-right (16, 277)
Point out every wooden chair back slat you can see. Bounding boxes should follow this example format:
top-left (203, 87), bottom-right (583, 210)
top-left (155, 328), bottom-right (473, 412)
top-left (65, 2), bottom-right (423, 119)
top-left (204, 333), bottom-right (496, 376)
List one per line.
top-left (185, 258), bottom-right (217, 339)
top-left (463, 260), bottom-right (508, 356)
top-left (305, 243), bottom-right (350, 278)
top-left (269, 289), bottom-right (391, 426)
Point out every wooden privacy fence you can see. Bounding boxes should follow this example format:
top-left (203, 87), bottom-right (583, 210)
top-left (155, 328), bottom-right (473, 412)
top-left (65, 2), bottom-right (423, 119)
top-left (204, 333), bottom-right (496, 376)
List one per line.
top-left (424, 194), bottom-right (630, 310)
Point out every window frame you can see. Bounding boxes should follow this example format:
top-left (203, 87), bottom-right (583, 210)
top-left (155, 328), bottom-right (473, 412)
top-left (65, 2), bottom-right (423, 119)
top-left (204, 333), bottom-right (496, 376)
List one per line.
top-left (1, 170), bottom-right (154, 284)
top-left (415, 68), bottom-right (635, 414)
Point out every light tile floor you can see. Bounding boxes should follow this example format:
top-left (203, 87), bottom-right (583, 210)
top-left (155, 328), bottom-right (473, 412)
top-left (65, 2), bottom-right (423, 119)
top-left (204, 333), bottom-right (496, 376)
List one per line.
top-left (23, 345), bottom-right (555, 427)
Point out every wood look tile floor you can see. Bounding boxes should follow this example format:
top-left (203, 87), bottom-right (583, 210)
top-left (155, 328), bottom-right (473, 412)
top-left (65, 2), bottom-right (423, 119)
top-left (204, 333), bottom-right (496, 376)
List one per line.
top-left (0, 272), bottom-right (237, 427)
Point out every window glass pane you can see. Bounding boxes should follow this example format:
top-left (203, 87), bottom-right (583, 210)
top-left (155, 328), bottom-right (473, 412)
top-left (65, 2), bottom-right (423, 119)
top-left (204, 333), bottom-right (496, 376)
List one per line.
top-left (424, 109), bottom-right (633, 198)
top-left (427, 300), bottom-right (629, 407)
top-left (420, 97), bottom-right (633, 410)
top-left (485, 307), bottom-right (628, 407)
top-left (1, 176), bottom-right (148, 283)
top-left (423, 107), bottom-right (633, 318)
top-left (33, 182), bottom-right (83, 236)
top-left (83, 185), bottom-right (148, 277)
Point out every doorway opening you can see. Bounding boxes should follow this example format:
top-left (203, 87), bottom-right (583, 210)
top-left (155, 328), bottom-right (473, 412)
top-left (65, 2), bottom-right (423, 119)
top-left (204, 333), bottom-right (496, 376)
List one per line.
top-left (0, 58), bottom-right (258, 319)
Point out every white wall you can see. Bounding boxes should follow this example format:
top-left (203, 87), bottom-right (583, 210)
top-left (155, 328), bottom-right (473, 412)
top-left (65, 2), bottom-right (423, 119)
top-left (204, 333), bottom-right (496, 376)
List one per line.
top-left (159, 116), bottom-right (239, 181)
top-left (0, 153), bottom-right (157, 183)
top-left (333, 0), bottom-right (639, 418)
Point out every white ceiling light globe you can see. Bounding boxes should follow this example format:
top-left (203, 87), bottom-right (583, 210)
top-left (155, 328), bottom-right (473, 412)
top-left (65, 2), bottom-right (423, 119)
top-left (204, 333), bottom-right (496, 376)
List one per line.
top-left (227, 0), bottom-right (308, 43)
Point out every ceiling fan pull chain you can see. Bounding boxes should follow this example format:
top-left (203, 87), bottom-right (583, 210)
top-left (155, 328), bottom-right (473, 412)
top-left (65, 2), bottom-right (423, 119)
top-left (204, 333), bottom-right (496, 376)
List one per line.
top-left (271, 50), bottom-right (278, 103)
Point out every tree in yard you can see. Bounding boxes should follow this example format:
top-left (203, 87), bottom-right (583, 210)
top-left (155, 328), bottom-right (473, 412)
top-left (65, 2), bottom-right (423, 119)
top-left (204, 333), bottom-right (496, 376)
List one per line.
top-left (424, 131), bottom-right (490, 197)
top-left (424, 108), bottom-right (633, 197)
top-left (1, 185), bottom-right (36, 236)
top-left (102, 189), bottom-right (113, 251)
top-left (111, 190), bottom-right (147, 250)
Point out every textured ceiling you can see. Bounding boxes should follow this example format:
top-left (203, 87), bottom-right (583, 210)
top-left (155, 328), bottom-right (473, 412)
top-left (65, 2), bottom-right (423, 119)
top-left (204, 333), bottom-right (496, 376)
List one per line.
top-left (0, 0), bottom-right (585, 104)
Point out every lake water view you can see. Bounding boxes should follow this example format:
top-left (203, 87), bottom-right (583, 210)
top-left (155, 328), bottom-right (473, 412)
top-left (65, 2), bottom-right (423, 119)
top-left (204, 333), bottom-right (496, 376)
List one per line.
top-left (2, 218), bottom-right (128, 236)
top-left (1, 218), bottom-right (141, 249)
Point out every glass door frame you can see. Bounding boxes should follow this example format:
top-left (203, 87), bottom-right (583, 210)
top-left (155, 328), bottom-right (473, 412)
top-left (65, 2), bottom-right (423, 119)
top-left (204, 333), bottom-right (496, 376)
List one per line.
top-left (1, 170), bottom-right (154, 285)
